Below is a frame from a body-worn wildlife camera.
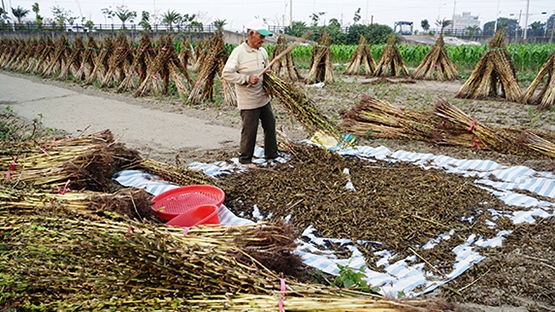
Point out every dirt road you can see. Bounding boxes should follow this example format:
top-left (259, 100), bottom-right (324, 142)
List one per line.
top-left (0, 71), bottom-right (241, 162)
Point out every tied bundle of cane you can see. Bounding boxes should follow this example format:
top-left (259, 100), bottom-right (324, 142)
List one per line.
top-left (178, 37), bottom-right (193, 70)
top-left (523, 51), bottom-right (555, 110)
top-left (0, 183), bottom-right (154, 220)
top-left (57, 35), bottom-right (85, 81)
top-left (135, 34), bottom-right (189, 97)
top-left (2, 38), bottom-right (24, 70)
top-left (42, 34), bottom-right (70, 78)
top-left (24, 36), bottom-right (45, 73)
top-left (118, 31), bottom-right (155, 93)
top-left (340, 94), bottom-right (438, 141)
top-left (191, 36), bottom-right (210, 73)
top-left (13, 37), bottom-right (35, 72)
top-left (0, 210), bottom-right (441, 311)
top-left (306, 29), bottom-right (334, 84)
top-left (134, 158), bottom-right (215, 186)
top-left (32, 35), bottom-right (55, 74)
top-left (187, 32), bottom-right (227, 104)
top-left (0, 37), bottom-right (12, 66)
top-left (374, 35), bottom-right (410, 77)
top-left (343, 34), bottom-right (376, 76)
top-left (271, 34), bottom-right (304, 81)
top-left (100, 33), bottom-right (134, 88)
top-left (74, 35), bottom-right (99, 81)
top-left (517, 131), bottom-right (555, 158)
top-left (455, 28), bottom-right (522, 102)
top-left (0, 130), bottom-right (121, 192)
top-left (85, 36), bottom-right (114, 85)
top-left (434, 98), bottom-right (526, 154)
top-left (411, 34), bottom-right (459, 81)
top-left (264, 72), bottom-right (343, 143)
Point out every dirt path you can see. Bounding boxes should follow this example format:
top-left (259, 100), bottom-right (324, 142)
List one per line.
top-left (0, 71), bottom-right (242, 162)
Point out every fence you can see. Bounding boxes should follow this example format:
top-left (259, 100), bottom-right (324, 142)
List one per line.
top-left (0, 21), bottom-right (219, 33)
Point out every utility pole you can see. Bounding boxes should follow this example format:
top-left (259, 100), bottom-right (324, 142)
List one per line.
top-left (515, 10), bottom-right (521, 43)
top-left (451, 0), bottom-right (456, 34)
top-left (523, 0), bottom-right (530, 43)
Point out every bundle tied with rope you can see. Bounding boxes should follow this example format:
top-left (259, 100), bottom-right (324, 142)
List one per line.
top-left (263, 72), bottom-right (343, 145)
top-left (373, 35), bottom-right (409, 77)
top-left (455, 28), bottom-right (522, 102)
top-left (522, 51), bottom-right (555, 110)
top-left (411, 34), bottom-right (459, 81)
top-left (343, 34), bottom-right (376, 76)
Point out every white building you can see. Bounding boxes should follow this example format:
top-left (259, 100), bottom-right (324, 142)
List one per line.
top-left (453, 11), bottom-right (480, 30)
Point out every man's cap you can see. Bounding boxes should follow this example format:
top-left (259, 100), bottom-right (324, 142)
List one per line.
top-left (246, 19), bottom-right (272, 37)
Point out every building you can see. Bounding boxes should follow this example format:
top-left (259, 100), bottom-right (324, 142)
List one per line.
top-left (453, 11), bottom-right (480, 31)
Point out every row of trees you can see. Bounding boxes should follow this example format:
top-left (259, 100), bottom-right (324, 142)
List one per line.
top-left (420, 14), bottom-right (555, 38)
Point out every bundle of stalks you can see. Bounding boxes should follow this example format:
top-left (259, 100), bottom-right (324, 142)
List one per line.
top-left (374, 35), bottom-right (409, 77)
top-left (343, 34), bottom-right (376, 76)
top-left (434, 98), bottom-right (526, 154)
top-left (135, 34), bottom-right (190, 97)
top-left (187, 32), bottom-right (228, 104)
top-left (57, 35), bottom-right (84, 80)
top-left (0, 38), bottom-right (21, 68)
top-left (270, 34), bottom-right (304, 81)
top-left (2, 38), bottom-right (23, 69)
top-left (0, 37), bottom-right (11, 65)
top-left (0, 130), bottom-right (120, 191)
top-left (0, 210), bottom-right (442, 311)
top-left (100, 33), bottom-right (134, 88)
top-left (42, 35), bottom-right (70, 78)
top-left (74, 35), bottom-right (99, 81)
top-left (523, 51), bottom-right (555, 110)
top-left (134, 158), bottom-right (216, 185)
top-left (0, 183), bottom-right (154, 220)
top-left (340, 94), bottom-right (438, 141)
top-left (13, 37), bottom-right (36, 72)
top-left (191, 37), bottom-right (209, 72)
top-left (32, 35), bottom-right (55, 74)
top-left (118, 31), bottom-right (156, 93)
top-left (518, 131), bottom-right (555, 158)
top-left (85, 36), bottom-right (114, 85)
top-left (306, 30), bottom-right (334, 84)
top-left (24, 36), bottom-right (45, 73)
top-left (264, 72), bottom-right (343, 143)
top-left (455, 28), bottom-right (522, 102)
top-left (178, 37), bottom-right (193, 69)
top-left (411, 34), bottom-right (459, 81)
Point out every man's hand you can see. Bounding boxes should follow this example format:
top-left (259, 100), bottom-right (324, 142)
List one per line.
top-left (248, 74), bottom-right (260, 85)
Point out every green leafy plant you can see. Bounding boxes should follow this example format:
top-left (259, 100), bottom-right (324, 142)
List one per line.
top-left (330, 263), bottom-right (379, 293)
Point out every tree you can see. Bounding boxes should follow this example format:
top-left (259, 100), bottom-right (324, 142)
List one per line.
top-left (353, 8), bottom-right (361, 24)
top-left (325, 18), bottom-right (347, 44)
top-left (483, 18), bottom-right (517, 36)
top-left (11, 6), bottom-right (30, 25)
top-left (84, 20), bottom-right (94, 32)
top-left (51, 5), bottom-right (74, 29)
top-left (285, 20), bottom-right (310, 38)
top-left (161, 9), bottom-right (180, 31)
top-left (213, 19), bottom-right (226, 33)
top-left (101, 7), bottom-right (114, 23)
top-left (528, 21), bottom-right (545, 37)
top-left (346, 23), bottom-right (393, 45)
top-left (435, 18), bottom-right (451, 34)
top-left (114, 5), bottom-right (136, 29)
top-left (421, 19), bottom-right (430, 32)
top-left (138, 10), bottom-right (151, 31)
top-left (310, 12), bottom-right (325, 27)
top-left (32, 2), bottom-right (42, 28)
top-left (0, 7), bottom-right (10, 23)
top-left (465, 25), bottom-right (481, 36)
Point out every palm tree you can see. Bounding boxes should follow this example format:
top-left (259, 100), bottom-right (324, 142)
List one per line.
top-left (162, 9), bottom-right (180, 31)
top-left (31, 2), bottom-right (42, 28)
top-left (114, 5), bottom-right (137, 29)
top-left (213, 19), bottom-right (226, 33)
top-left (11, 6), bottom-right (30, 25)
top-left (435, 18), bottom-right (451, 35)
top-left (465, 25), bottom-right (481, 36)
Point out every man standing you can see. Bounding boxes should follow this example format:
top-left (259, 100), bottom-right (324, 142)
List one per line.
top-left (222, 19), bottom-right (278, 168)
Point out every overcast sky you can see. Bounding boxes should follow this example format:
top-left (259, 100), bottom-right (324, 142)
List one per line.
top-left (5, 0), bottom-right (554, 31)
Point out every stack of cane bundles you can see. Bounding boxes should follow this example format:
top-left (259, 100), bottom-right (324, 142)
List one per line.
top-left (271, 34), bottom-right (304, 81)
top-left (523, 51), bottom-right (555, 110)
top-left (373, 35), bottom-right (409, 77)
top-left (411, 34), bottom-right (459, 81)
top-left (118, 31), bottom-right (156, 93)
top-left (306, 30), bottom-right (334, 84)
top-left (343, 34), bottom-right (376, 76)
top-left (455, 28), bottom-right (522, 102)
top-left (100, 32), bottom-right (134, 88)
